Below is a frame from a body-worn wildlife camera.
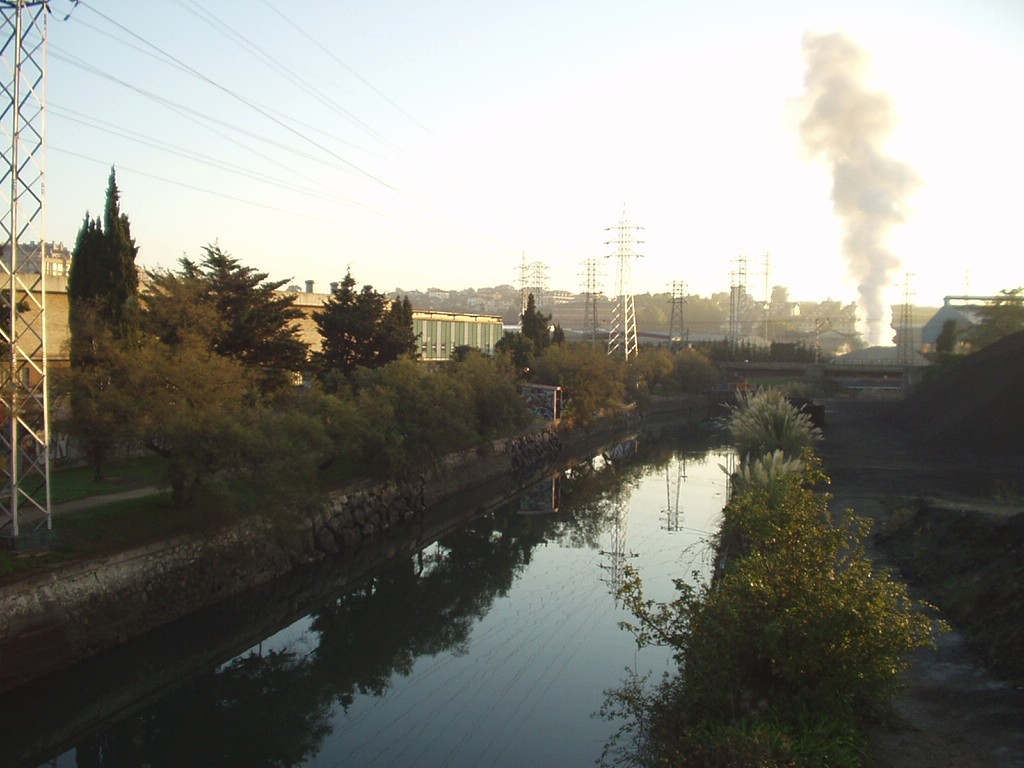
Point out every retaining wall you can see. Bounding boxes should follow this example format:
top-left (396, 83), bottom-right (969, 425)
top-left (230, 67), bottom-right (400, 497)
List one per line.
top-left (0, 397), bottom-right (701, 692)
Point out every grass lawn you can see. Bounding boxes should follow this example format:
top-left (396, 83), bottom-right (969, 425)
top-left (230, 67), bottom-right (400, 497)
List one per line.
top-left (0, 492), bottom-right (185, 580)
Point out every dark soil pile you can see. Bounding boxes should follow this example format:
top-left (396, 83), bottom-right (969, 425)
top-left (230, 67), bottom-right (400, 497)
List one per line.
top-left (897, 330), bottom-right (1024, 456)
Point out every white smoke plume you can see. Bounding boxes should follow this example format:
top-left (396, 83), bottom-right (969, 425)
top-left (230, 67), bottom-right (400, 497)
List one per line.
top-left (799, 32), bottom-right (918, 346)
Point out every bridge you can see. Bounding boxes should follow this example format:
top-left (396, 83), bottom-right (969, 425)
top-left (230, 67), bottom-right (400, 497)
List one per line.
top-left (716, 358), bottom-right (929, 394)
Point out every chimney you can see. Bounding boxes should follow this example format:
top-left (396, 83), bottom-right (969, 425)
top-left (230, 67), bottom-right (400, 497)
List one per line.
top-left (305, 280), bottom-right (314, 293)
top-left (330, 281), bottom-right (339, 293)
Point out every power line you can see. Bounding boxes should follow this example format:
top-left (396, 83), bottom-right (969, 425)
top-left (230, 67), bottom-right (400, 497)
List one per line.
top-left (255, 0), bottom-right (444, 146)
top-left (49, 46), bottom-right (382, 190)
top-left (49, 103), bottom-right (372, 210)
top-left (50, 145), bottom-right (352, 225)
top-left (171, 0), bottom-right (410, 157)
top-left (75, 1), bottom-right (402, 195)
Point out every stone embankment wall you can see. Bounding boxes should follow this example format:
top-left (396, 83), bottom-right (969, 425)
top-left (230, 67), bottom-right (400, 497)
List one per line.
top-left (0, 397), bottom-right (699, 692)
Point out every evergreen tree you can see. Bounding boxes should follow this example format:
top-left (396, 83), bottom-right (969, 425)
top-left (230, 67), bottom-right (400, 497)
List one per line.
top-left (312, 271), bottom-right (417, 379)
top-left (68, 167), bottom-right (140, 349)
top-left (65, 168), bottom-right (140, 479)
top-left (143, 244), bottom-right (308, 394)
top-left (520, 293), bottom-right (551, 352)
top-left (101, 168), bottom-right (140, 339)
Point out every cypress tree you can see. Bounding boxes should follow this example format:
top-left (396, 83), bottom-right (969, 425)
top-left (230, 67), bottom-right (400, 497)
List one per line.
top-left (68, 167), bottom-right (140, 347)
top-left (66, 168), bottom-right (141, 480)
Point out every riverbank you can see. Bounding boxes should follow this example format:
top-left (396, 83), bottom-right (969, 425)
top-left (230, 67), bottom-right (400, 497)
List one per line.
top-left (0, 395), bottom-right (707, 694)
top-left (819, 397), bottom-right (1024, 767)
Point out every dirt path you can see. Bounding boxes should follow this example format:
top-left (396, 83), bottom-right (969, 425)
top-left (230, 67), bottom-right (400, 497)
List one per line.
top-left (819, 398), bottom-right (1024, 767)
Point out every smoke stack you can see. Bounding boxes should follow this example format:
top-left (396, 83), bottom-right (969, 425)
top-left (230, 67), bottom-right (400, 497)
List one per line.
top-left (798, 32), bottom-right (918, 346)
top-left (305, 280), bottom-right (314, 293)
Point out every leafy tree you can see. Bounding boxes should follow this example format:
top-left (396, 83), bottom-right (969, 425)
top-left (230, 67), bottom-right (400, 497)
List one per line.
top-left (123, 333), bottom-right (262, 508)
top-left (551, 324), bottom-right (566, 345)
top-left (673, 348), bottom-right (719, 394)
top-left (312, 271), bottom-right (417, 380)
top-left (356, 358), bottom-right (476, 475)
top-left (143, 244), bottom-right (308, 394)
top-left (520, 293), bottom-right (551, 352)
top-left (531, 342), bottom-right (626, 425)
top-left (494, 331), bottom-right (533, 374)
top-left (968, 288), bottom-right (1024, 350)
top-left (626, 348), bottom-right (675, 402)
top-left (446, 350), bottom-right (529, 439)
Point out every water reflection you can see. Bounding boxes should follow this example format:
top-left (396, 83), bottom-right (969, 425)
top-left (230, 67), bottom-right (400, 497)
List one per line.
top-left (16, 430), bottom-right (731, 768)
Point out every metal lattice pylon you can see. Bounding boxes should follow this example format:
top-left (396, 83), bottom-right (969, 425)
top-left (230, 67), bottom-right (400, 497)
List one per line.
top-left (605, 209), bottom-right (642, 360)
top-left (0, 1), bottom-right (50, 544)
top-left (667, 280), bottom-right (686, 349)
top-left (897, 273), bottom-right (914, 366)
top-left (580, 257), bottom-right (603, 344)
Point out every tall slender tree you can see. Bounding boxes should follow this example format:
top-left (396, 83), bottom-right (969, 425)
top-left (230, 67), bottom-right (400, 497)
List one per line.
top-left (68, 167), bottom-right (140, 350)
top-left (520, 293), bottom-right (551, 352)
top-left (66, 168), bottom-right (140, 479)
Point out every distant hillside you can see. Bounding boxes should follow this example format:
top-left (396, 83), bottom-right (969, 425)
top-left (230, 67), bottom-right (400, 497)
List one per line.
top-left (898, 331), bottom-right (1024, 455)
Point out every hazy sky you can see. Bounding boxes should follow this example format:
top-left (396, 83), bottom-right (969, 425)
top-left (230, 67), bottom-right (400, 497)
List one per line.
top-left (43, 0), bottom-right (1023, 319)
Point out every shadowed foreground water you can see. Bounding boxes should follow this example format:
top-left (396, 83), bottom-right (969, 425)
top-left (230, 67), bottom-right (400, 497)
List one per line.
top-left (15, 431), bottom-right (733, 768)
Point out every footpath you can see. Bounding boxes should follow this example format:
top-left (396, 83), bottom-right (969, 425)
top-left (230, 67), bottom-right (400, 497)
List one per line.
top-left (51, 486), bottom-right (166, 516)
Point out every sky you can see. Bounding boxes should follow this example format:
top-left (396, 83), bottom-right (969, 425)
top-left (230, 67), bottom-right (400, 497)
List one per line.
top-left (38, 0), bottom-right (1024, 331)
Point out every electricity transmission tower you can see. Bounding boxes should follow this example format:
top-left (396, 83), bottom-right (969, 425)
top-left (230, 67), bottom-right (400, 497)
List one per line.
top-left (0, 1), bottom-right (51, 547)
top-left (897, 273), bottom-right (915, 366)
top-left (667, 280), bottom-right (687, 349)
top-left (728, 255), bottom-right (748, 349)
top-left (581, 257), bottom-right (603, 344)
top-left (517, 252), bottom-right (548, 316)
top-left (662, 457), bottom-right (686, 533)
top-left (605, 210), bottom-right (642, 360)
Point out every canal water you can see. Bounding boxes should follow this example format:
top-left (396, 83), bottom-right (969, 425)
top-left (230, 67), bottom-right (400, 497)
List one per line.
top-left (7, 430), bottom-right (733, 768)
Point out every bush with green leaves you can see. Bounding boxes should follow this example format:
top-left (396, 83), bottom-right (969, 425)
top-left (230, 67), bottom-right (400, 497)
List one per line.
top-left (614, 472), bottom-right (938, 767)
top-left (672, 348), bottom-right (720, 394)
top-left (530, 342), bottom-right (627, 425)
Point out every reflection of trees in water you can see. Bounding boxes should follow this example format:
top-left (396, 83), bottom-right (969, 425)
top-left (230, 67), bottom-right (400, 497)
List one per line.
top-left (63, 430), bottom-right (727, 768)
top-left (309, 516), bottom-right (536, 707)
top-left (72, 647), bottom-right (332, 768)
top-left (540, 431), bottom-right (725, 551)
top-left (67, 516), bottom-right (538, 767)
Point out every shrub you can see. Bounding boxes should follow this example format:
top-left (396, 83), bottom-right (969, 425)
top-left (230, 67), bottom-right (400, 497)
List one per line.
top-left (727, 389), bottom-right (821, 462)
top-left (531, 342), bottom-right (627, 424)
top-left (673, 348), bottom-right (719, 394)
top-left (615, 473), bottom-right (938, 767)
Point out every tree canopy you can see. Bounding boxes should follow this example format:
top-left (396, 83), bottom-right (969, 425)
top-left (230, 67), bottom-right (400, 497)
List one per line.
top-left (312, 271), bottom-right (417, 379)
top-left (143, 244), bottom-right (309, 394)
top-left (968, 288), bottom-right (1024, 350)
